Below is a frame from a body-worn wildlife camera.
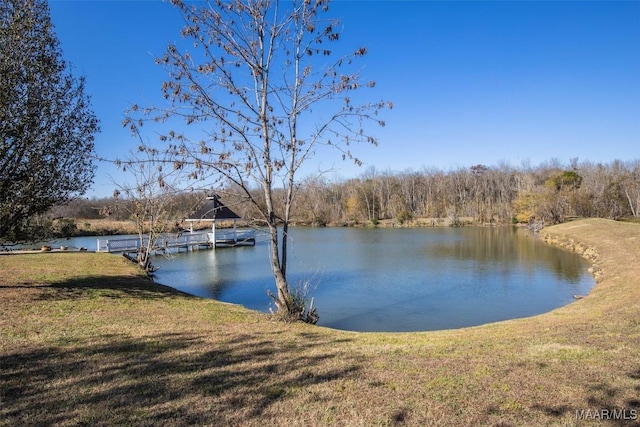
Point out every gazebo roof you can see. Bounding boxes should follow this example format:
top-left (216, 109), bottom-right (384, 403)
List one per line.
top-left (185, 195), bottom-right (240, 222)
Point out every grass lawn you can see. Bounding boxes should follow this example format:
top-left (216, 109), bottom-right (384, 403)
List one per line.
top-left (1, 218), bottom-right (639, 426)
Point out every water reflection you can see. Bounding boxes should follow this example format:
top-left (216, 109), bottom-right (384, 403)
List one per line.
top-left (15, 228), bottom-right (594, 331)
top-left (151, 227), bottom-right (595, 332)
top-left (424, 227), bottom-right (586, 282)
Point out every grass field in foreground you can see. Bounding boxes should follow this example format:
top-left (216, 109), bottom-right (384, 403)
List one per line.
top-left (1, 218), bottom-right (639, 426)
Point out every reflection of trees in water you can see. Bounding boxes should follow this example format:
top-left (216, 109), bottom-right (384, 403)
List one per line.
top-left (152, 227), bottom-right (594, 331)
top-left (424, 226), bottom-right (588, 283)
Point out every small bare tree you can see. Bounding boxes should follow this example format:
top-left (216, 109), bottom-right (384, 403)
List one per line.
top-left (125, 0), bottom-right (390, 320)
top-left (622, 160), bottom-right (640, 218)
top-left (112, 148), bottom-right (193, 273)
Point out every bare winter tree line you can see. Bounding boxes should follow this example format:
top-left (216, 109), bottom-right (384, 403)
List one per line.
top-left (50, 158), bottom-right (640, 227)
top-left (286, 158), bottom-right (640, 226)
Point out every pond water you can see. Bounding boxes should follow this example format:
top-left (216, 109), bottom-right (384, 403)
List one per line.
top-left (27, 227), bottom-right (594, 332)
top-left (152, 226), bottom-right (593, 332)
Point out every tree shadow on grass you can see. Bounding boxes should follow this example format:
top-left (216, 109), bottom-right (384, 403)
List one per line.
top-left (531, 368), bottom-right (640, 426)
top-left (1, 261), bottom-right (362, 424)
top-left (0, 330), bottom-right (361, 425)
top-left (0, 274), bottom-right (195, 301)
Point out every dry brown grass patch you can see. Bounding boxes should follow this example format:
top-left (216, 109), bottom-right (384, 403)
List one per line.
top-left (1, 219), bottom-right (639, 425)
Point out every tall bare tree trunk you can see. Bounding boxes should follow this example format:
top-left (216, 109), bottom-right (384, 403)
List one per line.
top-left (267, 222), bottom-right (291, 313)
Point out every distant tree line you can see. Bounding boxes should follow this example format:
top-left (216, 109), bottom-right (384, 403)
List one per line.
top-left (49, 158), bottom-right (640, 228)
top-left (285, 158), bottom-right (640, 226)
top-left (48, 192), bottom-right (203, 223)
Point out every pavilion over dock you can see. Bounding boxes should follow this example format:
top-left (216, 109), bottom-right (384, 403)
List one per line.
top-left (97, 195), bottom-right (256, 254)
top-left (184, 194), bottom-right (256, 247)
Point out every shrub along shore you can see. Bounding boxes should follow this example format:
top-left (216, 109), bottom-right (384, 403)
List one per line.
top-left (1, 218), bottom-right (639, 426)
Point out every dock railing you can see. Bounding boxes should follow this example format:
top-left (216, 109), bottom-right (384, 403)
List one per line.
top-left (210, 229), bottom-right (256, 245)
top-left (97, 229), bottom-right (256, 253)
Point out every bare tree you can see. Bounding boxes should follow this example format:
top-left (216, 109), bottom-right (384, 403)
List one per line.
top-left (125, 0), bottom-right (389, 320)
top-left (621, 160), bottom-right (640, 218)
top-left (112, 149), bottom-right (196, 273)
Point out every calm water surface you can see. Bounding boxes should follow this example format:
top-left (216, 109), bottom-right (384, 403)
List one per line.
top-left (146, 226), bottom-right (594, 332)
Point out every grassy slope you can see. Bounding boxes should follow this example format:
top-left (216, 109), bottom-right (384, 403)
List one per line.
top-left (1, 219), bottom-right (639, 426)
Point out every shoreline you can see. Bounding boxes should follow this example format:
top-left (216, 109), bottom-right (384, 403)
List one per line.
top-left (2, 218), bottom-right (639, 425)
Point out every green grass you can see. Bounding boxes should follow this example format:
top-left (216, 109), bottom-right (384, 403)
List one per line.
top-left (1, 219), bottom-right (639, 426)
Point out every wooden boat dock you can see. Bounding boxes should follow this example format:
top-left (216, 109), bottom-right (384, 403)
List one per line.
top-left (96, 229), bottom-right (256, 254)
top-left (97, 195), bottom-right (257, 255)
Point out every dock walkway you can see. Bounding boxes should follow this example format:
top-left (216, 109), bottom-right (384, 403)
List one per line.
top-left (96, 229), bottom-right (256, 254)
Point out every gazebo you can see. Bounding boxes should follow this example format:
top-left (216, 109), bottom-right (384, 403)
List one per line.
top-left (184, 195), bottom-right (242, 245)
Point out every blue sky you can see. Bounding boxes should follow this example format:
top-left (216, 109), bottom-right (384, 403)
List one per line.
top-left (48, 0), bottom-right (640, 198)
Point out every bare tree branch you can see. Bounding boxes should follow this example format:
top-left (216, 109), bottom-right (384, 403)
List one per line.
top-left (125, 0), bottom-right (390, 320)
